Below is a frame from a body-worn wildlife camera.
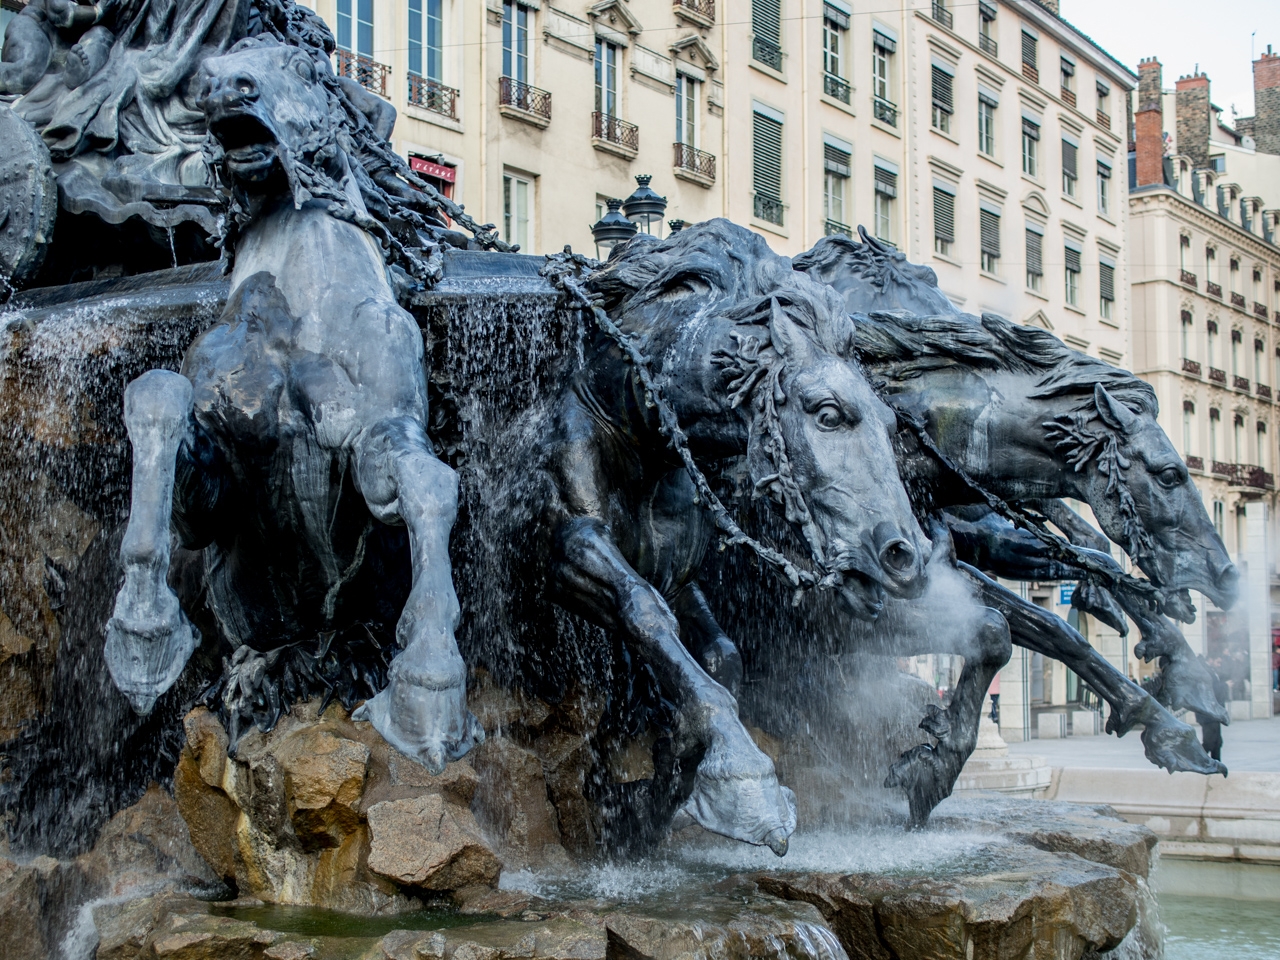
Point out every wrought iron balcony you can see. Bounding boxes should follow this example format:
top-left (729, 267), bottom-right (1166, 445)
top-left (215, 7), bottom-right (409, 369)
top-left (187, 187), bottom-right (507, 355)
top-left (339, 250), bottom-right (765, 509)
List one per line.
top-left (1181, 358), bottom-right (1202, 376)
top-left (1207, 281), bottom-right (1223, 298)
top-left (1234, 375), bottom-right (1251, 391)
top-left (754, 194), bottom-right (784, 226)
top-left (407, 75), bottom-right (458, 119)
top-left (1180, 269), bottom-right (1197, 287)
top-left (673, 142), bottom-right (715, 182)
top-left (673, 0), bottom-right (714, 24)
top-left (825, 219), bottom-right (852, 238)
top-left (1209, 367), bottom-right (1227, 383)
top-left (874, 96), bottom-right (898, 126)
top-left (1096, 110), bottom-right (1111, 129)
top-left (978, 33), bottom-right (997, 57)
top-left (1231, 292), bottom-right (1247, 308)
top-left (1061, 87), bottom-right (1076, 107)
top-left (1185, 455), bottom-right (1205, 472)
top-left (1212, 460), bottom-right (1235, 478)
top-left (931, 1), bottom-right (953, 28)
top-left (824, 73), bottom-right (851, 104)
top-left (592, 112), bottom-right (639, 154)
top-left (753, 37), bottom-right (783, 71)
top-left (499, 76), bottom-right (552, 123)
top-left (1256, 302), bottom-right (1269, 319)
top-left (1232, 464), bottom-right (1275, 489)
top-left (1258, 384), bottom-right (1272, 400)
top-left (336, 50), bottom-right (390, 97)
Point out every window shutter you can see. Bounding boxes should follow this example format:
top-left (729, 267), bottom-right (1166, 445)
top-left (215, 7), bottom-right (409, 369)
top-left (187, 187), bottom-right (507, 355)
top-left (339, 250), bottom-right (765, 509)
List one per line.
top-left (752, 111), bottom-right (783, 201)
top-left (1064, 244), bottom-right (1082, 274)
top-left (1099, 262), bottom-right (1115, 301)
top-left (873, 29), bottom-right (896, 53)
top-left (1026, 228), bottom-right (1043, 277)
top-left (752, 0), bottom-right (781, 46)
top-left (823, 2), bottom-right (849, 30)
top-left (978, 89), bottom-right (998, 108)
top-left (978, 0), bottom-right (996, 18)
top-left (980, 208), bottom-right (1000, 257)
top-left (1021, 31), bottom-right (1037, 68)
top-left (1022, 117), bottom-right (1040, 140)
top-left (931, 66), bottom-right (954, 114)
top-left (1062, 139), bottom-right (1078, 178)
top-left (874, 165), bottom-right (897, 198)
top-left (824, 143), bottom-right (851, 178)
top-left (934, 188), bottom-right (955, 243)
top-left (1060, 56), bottom-right (1075, 77)
top-left (1097, 160), bottom-right (1112, 179)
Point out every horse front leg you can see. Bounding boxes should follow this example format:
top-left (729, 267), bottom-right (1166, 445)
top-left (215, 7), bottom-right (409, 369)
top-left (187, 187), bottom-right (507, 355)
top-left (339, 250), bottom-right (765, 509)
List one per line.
top-left (670, 581), bottom-right (743, 698)
top-left (967, 565), bottom-right (1226, 776)
top-left (106, 371), bottom-right (203, 715)
top-left (351, 416), bottom-right (483, 774)
top-left (555, 517), bottom-right (795, 855)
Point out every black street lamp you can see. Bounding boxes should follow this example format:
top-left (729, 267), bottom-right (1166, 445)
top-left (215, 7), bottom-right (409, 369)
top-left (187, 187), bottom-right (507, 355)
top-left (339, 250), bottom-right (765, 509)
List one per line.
top-left (667, 219), bottom-right (687, 235)
top-left (590, 198), bottom-right (638, 257)
top-left (621, 175), bottom-right (667, 234)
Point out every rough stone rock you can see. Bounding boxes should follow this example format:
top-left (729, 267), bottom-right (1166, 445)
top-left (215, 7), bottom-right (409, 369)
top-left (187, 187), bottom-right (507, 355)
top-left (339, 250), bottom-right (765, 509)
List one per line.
top-left (471, 736), bottom-right (568, 869)
top-left (367, 793), bottom-right (502, 891)
top-left (84, 783), bottom-right (220, 894)
top-left (94, 892), bottom-right (211, 960)
top-left (276, 727), bottom-right (370, 849)
top-left (0, 856), bottom-right (49, 960)
top-left (380, 918), bottom-right (607, 960)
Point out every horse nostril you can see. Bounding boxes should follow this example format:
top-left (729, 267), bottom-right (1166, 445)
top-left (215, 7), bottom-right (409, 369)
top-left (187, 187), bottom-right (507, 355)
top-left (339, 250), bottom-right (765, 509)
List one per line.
top-left (232, 76), bottom-right (259, 100)
top-left (879, 538), bottom-right (916, 577)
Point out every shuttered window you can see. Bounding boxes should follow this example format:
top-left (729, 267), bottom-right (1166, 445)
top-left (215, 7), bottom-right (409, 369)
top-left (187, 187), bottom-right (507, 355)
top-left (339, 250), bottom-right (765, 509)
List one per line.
top-left (1021, 31), bottom-right (1037, 69)
top-left (874, 165), bottom-right (897, 198)
top-left (873, 29), bottom-right (896, 53)
top-left (823, 1), bottom-right (849, 30)
top-left (931, 66), bottom-right (953, 114)
top-left (1026, 229), bottom-right (1043, 277)
top-left (824, 142), bottom-right (851, 178)
top-left (933, 187), bottom-right (955, 245)
top-left (1065, 244), bottom-right (1082, 274)
top-left (1022, 117), bottom-right (1040, 140)
top-left (752, 0), bottom-right (781, 46)
top-left (980, 208), bottom-right (1000, 257)
top-left (1062, 139), bottom-right (1078, 178)
top-left (753, 111), bottom-right (783, 201)
top-left (1100, 259), bottom-right (1115, 301)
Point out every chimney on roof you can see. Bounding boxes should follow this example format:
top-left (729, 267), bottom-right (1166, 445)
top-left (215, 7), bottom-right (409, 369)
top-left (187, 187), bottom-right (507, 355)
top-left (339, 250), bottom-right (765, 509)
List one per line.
top-left (1135, 58), bottom-right (1164, 186)
top-left (1253, 44), bottom-right (1280, 156)
top-left (1035, 0), bottom-right (1059, 14)
top-left (1176, 71), bottom-right (1211, 168)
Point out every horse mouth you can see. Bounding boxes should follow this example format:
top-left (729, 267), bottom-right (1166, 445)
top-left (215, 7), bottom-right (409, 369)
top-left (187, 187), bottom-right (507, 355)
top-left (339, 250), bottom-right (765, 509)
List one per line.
top-left (837, 571), bottom-right (886, 621)
top-left (209, 112), bottom-right (278, 177)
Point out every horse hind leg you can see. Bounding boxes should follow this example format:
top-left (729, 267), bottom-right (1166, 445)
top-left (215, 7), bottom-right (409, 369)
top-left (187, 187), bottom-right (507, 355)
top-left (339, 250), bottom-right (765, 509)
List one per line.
top-left (351, 416), bottom-right (483, 774)
top-left (884, 604), bottom-right (1011, 828)
top-left (106, 371), bottom-right (202, 715)
top-left (670, 581), bottom-right (743, 698)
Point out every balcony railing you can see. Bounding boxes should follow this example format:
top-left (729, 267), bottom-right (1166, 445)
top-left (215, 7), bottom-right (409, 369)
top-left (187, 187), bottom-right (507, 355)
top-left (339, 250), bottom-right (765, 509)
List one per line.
top-left (824, 73), bottom-right (851, 104)
top-left (499, 76), bottom-right (552, 122)
top-left (874, 96), bottom-right (898, 126)
top-left (1258, 384), bottom-right (1272, 400)
top-left (1185, 455), bottom-right (1205, 472)
top-left (673, 0), bottom-right (714, 24)
top-left (1061, 87), bottom-right (1076, 107)
top-left (336, 49), bottom-right (390, 97)
top-left (1209, 367), bottom-right (1227, 383)
top-left (1180, 269), bottom-right (1197, 287)
top-left (407, 75), bottom-right (458, 119)
top-left (673, 142), bottom-right (715, 182)
top-left (592, 111), bottom-right (639, 153)
top-left (753, 37), bottom-right (783, 71)
top-left (1181, 358), bottom-right (1202, 376)
top-left (1212, 460), bottom-right (1235, 478)
top-left (1231, 292), bottom-right (1247, 308)
top-left (1256, 302), bottom-right (1270, 319)
top-left (1207, 281), bottom-right (1223, 298)
top-left (825, 219), bottom-right (853, 238)
top-left (1234, 375), bottom-right (1251, 391)
top-left (1023, 63), bottom-right (1039, 84)
top-left (1096, 110), bottom-right (1111, 129)
top-left (754, 194), bottom-right (784, 226)
top-left (931, 1), bottom-right (953, 28)
top-left (978, 34), bottom-right (997, 57)
top-left (1232, 464), bottom-right (1275, 489)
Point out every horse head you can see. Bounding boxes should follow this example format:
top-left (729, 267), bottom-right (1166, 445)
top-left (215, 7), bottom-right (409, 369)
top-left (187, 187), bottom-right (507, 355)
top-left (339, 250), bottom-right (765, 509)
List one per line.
top-left (597, 221), bottom-right (931, 619)
top-left (1045, 383), bottom-right (1238, 610)
top-left (199, 37), bottom-right (345, 195)
top-left (794, 226), bottom-right (960, 317)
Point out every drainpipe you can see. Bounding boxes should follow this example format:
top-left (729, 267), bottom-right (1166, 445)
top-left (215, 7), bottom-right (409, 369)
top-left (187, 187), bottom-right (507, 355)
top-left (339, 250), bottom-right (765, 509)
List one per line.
top-left (479, 1), bottom-right (488, 226)
top-left (800, 4), bottom-right (810, 247)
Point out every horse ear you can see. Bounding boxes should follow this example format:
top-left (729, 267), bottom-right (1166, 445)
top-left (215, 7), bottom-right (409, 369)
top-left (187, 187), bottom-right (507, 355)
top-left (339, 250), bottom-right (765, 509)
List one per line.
top-left (1094, 384), bottom-right (1139, 435)
top-left (768, 297), bottom-right (810, 362)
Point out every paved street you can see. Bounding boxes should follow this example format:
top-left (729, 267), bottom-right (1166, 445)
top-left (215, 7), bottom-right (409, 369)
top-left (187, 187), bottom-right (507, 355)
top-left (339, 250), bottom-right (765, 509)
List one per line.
top-left (1007, 714), bottom-right (1280, 773)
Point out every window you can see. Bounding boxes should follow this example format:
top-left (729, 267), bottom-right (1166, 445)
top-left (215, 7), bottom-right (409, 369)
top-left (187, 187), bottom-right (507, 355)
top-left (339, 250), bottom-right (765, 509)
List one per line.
top-left (874, 162), bottom-right (897, 244)
top-left (1206, 246), bottom-right (1216, 281)
top-left (934, 184), bottom-right (955, 256)
top-left (978, 2), bottom-right (996, 55)
top-left (1230, 259), bottom-right (1240, 296)
top-left (1235, 505), bottom-right (1246, 555)
top-left (1179, 234), bottom-right (1190, 272)
top-left (1231, 329), bottom-right (1242, 377)
top-left (1021, 29), bottom-right (1037, 80)
top-left (1254, 269), bottom-right (1264, 304)
top-left (1097, 160), bottom-right (1111, 215)
top-left (1099, 257), bottom-right (1115, 319)
top-left (1183, 401), bottom-right (1195, 454)
top-left (1060, 56), bottom-right (1075, 98)
top-left (502, 1), bottom-right (529, 83)
top-left (872, 30), bottom-right (895, 122)
top-left (1062, 136), bottom-right (1078, 196)
top-left (1096, 80), bottom-right (1110, 121)
top-left (931, 63), bottom-right (954, 133)
top-left (823, 139), bottom-right (851, 231)
top-left (1212, 499), bottom-right (1224, 538)
top-left (978, 91), bottom-right (997, 156)
top-left (676, 74), bottom-right (698, 148)
top-left (1065, 242), bottom-right (1082, 306)
top-left (595, 39), bottom-right (619, 116)
top-left (1207, 321), bottom-right (1218, 369)
top-left (336, 0), bottom-right (373, 55)
top-left (979, 205), bottom-right (1000, 274)
top-left (752, 107), bottom-right (784, 225)
top-left (1234, 414), bottom-right (1245, 463)
top-left (1025, 226), bottom-right (1044, 291)
top-left (823, 3), bottom-right (848, 81)
top-left (408, 0), bottom-right (442, 82)
top-left (752, 0), bottom-right (782, 70)
top-left (1259, 422), bottom-right (1269, 471)
top-left (502, 172), bottom-right (533, 252)
top-left (1181, 311), bottom-right (1192, 360)
top-left (1021, 115), bottom-right (1040, 177)
top-left (1256, 338), bottom-right (1266, 386)
top-left (1210, 409), bottom-right (1220, 464)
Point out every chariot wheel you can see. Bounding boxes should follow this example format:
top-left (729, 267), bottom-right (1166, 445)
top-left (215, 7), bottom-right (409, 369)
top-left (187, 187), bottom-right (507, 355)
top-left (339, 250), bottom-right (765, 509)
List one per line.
top-left (0, 104), bottom-right (57, 291)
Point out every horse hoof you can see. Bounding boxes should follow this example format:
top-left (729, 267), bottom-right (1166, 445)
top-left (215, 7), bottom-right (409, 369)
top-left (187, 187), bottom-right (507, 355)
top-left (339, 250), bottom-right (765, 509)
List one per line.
top-left (678, 740), bottom-right (797, 853)
top-left (103, 603), bottom-right (199, 717)
top-left (1139, 716), bottom-right (1227, 776)
top-left (353, 678), bottom-right (484, 772)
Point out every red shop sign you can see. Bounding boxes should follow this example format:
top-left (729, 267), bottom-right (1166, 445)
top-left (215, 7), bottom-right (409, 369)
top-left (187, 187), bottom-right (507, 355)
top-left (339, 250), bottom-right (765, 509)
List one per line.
top-left (409, 156), bottom-right (456, 182)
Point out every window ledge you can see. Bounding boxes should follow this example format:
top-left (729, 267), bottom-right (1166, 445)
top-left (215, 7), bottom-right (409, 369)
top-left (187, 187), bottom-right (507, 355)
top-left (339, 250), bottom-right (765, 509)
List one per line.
top-left (673, 165), bottom-right (714, 189)
top-left (1096, 211), bottom-right (1116, 226)
top-left (404, 105), bottom-right (465, 133)
top-left (821, 93), bottom-right (857, 117)
top-left (591, 137), bottom-right (638, 161)
top-left (933, 252), bottom-right (962, 268)
top-left (979, 152), bottom-right (1003, 169)
top-left (750, 216), bottom-right (789, 238)
top-left (1064, 303), bottom-right (1087, 317)
top-left (1021, 173), bottom-right (1044, 188)
top-left (1025, 286), bottom-right (1049, 301)
top-left (981, 270), bottom-right (1007, 285)
top-left (1100, 317), bottom-right (1120, 329)
top-left (1061, 192), bottom-right (1083, 209)
top-left (931, 126), bottom-right (960, 146)
top-left (499, 104), bottom-right (551, 129)
top-left (750, 59), bottom-right (787, 84)
top-left (871, 118), bottom-right (902, 139)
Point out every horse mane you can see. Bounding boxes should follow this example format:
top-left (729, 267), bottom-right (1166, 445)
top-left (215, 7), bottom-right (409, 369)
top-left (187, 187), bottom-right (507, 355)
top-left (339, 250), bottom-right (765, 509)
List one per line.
top-left (793, 226), bottom-right (958, 316)
top-left (855, 311), bottom-right (1158, 416)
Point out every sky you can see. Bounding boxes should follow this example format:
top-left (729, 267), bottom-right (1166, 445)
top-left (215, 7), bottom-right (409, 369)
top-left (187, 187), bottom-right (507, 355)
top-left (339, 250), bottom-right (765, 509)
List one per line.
top-left (1061, 0), bottom-right (1277, 123)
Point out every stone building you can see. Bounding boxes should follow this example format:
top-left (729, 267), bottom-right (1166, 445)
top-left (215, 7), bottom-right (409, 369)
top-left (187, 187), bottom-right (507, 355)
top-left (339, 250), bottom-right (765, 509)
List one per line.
top-left (1128, 54), bottom-right (1280, 722)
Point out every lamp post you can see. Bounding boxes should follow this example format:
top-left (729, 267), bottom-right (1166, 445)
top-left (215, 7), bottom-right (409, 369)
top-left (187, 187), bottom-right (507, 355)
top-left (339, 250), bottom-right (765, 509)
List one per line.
top-left (621, 175), bottom-right (667, 235)
top-left (590, 198), bottom-right (637, 259)
top-left (667, 220), bottom-right (686, 235)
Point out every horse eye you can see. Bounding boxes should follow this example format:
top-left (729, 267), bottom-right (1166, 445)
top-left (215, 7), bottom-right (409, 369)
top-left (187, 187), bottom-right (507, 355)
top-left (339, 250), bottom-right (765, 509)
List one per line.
top-left (1158, 467), bottom-right (1183, 487)
top-left (293, 58), bottom-right (314, 81)
top-left (815, 403), bottom-right (844, 431)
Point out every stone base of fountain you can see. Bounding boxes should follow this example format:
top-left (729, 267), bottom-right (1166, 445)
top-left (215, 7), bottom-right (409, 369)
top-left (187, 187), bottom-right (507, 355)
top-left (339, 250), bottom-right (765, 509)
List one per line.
top-left (954, 715), bottom-right (1052, 797)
